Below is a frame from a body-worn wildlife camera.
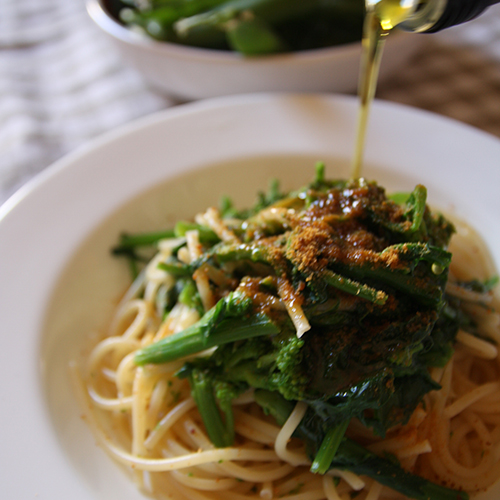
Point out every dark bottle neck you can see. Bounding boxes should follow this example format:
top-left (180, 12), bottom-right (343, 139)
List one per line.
top-left (399, 0), bottom-right (499, 33)
top-left (427, 0), bottom-right (499, 32)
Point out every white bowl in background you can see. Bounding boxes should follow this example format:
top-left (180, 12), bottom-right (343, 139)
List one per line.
top-left (86, 0), bottom-right (425, 100)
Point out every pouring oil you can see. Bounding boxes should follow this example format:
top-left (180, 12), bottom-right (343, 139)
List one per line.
top-left (351, 0), bottom-right (421, 179)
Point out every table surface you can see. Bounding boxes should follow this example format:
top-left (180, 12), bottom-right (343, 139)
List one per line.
top-left (1, 0), bottom-right (499, 205)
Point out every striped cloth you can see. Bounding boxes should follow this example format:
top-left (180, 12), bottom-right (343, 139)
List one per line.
top-left (0, 0), bottom-right (171, 203)
top-left (1, 1), bottom-right (500, 205)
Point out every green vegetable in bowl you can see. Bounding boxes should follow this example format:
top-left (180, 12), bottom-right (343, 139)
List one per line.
top-left (107, 0), bottom-right (365, 54)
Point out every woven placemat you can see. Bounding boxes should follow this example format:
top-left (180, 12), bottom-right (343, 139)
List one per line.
top-left (377, 6), bottom-right (500, 137)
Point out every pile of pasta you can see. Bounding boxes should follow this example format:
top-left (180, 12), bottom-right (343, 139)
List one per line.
top-left (74, 217), bottom-right (500, 500)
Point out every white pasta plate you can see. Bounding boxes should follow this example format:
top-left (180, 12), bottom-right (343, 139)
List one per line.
top-left (1, 93), bottom-right (500, 500)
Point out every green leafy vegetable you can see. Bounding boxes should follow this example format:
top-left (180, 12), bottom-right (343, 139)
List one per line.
top-left (110, 0), bottom-right (365, 54)
top-left (114, 168), bottom-right (487, 499)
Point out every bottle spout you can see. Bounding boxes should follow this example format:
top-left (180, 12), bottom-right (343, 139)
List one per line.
top-left (398, 0), bottom-right (447, 33)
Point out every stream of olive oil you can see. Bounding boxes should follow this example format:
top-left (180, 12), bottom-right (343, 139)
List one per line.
top-left (351, 0), bottom-right (421, 179)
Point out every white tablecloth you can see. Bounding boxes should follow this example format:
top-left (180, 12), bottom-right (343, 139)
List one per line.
top-left (1, 0), bottom-right (500, 205)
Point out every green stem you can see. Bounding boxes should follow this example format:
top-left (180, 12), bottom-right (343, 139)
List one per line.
top-left (121, 0), bottom-right (228, 42)
top-left (209, 243), bottom-right (273, 266)
top-left (407, 184), bottom-right (427, 233)
top-left (323, 269), bottom-right (387, 305)
top-left (113, 230), bottom-right (176, 250)
top-left (158, 261), bottom-right (192, 277)
top-left (310, 420), bottom-right (350, 474)
top-left (189, 368), bottom-right (234, 447)
top-left (136, 313), bottom-right (278, 364)
top-left (135, 292), bottom-right (279, 365)
top-left (226, 17), bottom-right (287, 55)
top-left (174, 221), bottom-right (220, 244)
